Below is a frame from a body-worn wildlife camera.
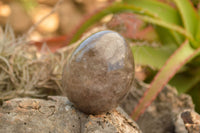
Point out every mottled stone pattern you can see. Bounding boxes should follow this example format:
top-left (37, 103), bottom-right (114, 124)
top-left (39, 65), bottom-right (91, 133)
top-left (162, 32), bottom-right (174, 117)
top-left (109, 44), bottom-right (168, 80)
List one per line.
top-left (0, 96), bottom-right (141, 133)
top-left (181, 110), bottom-right (200, 133)
top-left (120, 80), bottom-right (194, 133)
top-left (62, 31), bottom-right (135, 114)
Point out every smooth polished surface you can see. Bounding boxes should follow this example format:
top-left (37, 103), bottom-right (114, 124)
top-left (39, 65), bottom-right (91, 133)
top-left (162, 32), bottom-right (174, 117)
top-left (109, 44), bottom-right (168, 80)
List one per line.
top-left (62, 31), bottom-right (134, 114)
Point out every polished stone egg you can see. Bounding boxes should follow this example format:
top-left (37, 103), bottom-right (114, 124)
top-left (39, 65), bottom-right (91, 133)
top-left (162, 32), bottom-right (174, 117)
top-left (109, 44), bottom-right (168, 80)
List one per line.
top-left (62, 30), bottom-right (134, 114)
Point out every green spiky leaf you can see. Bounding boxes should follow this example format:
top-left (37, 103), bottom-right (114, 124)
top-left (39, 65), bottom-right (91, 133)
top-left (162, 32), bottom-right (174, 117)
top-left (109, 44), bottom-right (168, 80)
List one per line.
top-left (131, 41), bottom-right (200, 120)
top-left (155, 26), bottom-right (183, 45)
top-left (123, 0), bottom-right (181, 24)
top-left (131, 45), bottom-right (175, 69)
top-left (173, 0), bottom-right (199, 48)
top-left (123, 0), bottom-right (184, 45)
top-left (173, 0), bottom-right (198, 35)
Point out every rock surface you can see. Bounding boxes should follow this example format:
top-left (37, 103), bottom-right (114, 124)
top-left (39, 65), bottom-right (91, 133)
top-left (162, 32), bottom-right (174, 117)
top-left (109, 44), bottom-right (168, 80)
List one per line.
top-left (120, 80), bottom-right (194, 133)
top-left (181, 110), bottom-right (200, 133)
top-left (0, 96), bottom-right (141, 133)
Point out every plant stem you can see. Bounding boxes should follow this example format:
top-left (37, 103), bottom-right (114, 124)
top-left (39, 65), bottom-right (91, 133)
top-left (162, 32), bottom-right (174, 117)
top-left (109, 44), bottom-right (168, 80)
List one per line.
top-left (131, 40), bottom-right (200, 120)
top-left (69, 3), bottom-right (194, 45)
top-left (69, 3), bottom-right (156, 44)
top-left (136, 15), bottom-right (194, 43)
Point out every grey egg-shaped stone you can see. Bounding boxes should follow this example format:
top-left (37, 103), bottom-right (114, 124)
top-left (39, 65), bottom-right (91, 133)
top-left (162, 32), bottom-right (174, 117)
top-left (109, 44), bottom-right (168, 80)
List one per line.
top-left (62, 30), bottom-right (134, 114)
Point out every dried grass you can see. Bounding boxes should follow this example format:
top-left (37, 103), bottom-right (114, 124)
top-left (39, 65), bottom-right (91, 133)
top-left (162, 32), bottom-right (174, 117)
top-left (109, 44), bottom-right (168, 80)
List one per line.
top-left (0, 24), bottom-right (69, 101)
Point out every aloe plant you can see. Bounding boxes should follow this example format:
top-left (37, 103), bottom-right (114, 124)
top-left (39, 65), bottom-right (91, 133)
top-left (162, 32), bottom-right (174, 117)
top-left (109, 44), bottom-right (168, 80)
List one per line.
top-left (69, 0), bottom-right (200, 120)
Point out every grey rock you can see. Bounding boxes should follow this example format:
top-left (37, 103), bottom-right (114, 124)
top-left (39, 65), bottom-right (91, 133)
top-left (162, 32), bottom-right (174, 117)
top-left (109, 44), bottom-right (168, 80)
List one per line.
top-left (181, 110), bottom-right (200, 133)
top-left (120, 80), bottom-right (194, 133)
top-left (0, 96), bottom-right (141, 133)
top-left (174, 113), bottom-right (188, 133)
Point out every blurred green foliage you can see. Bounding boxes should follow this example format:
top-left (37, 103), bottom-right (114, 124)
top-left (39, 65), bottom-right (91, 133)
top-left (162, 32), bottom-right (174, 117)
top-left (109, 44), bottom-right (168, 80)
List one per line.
top-left (70, 0), bottom-right (200, 119)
